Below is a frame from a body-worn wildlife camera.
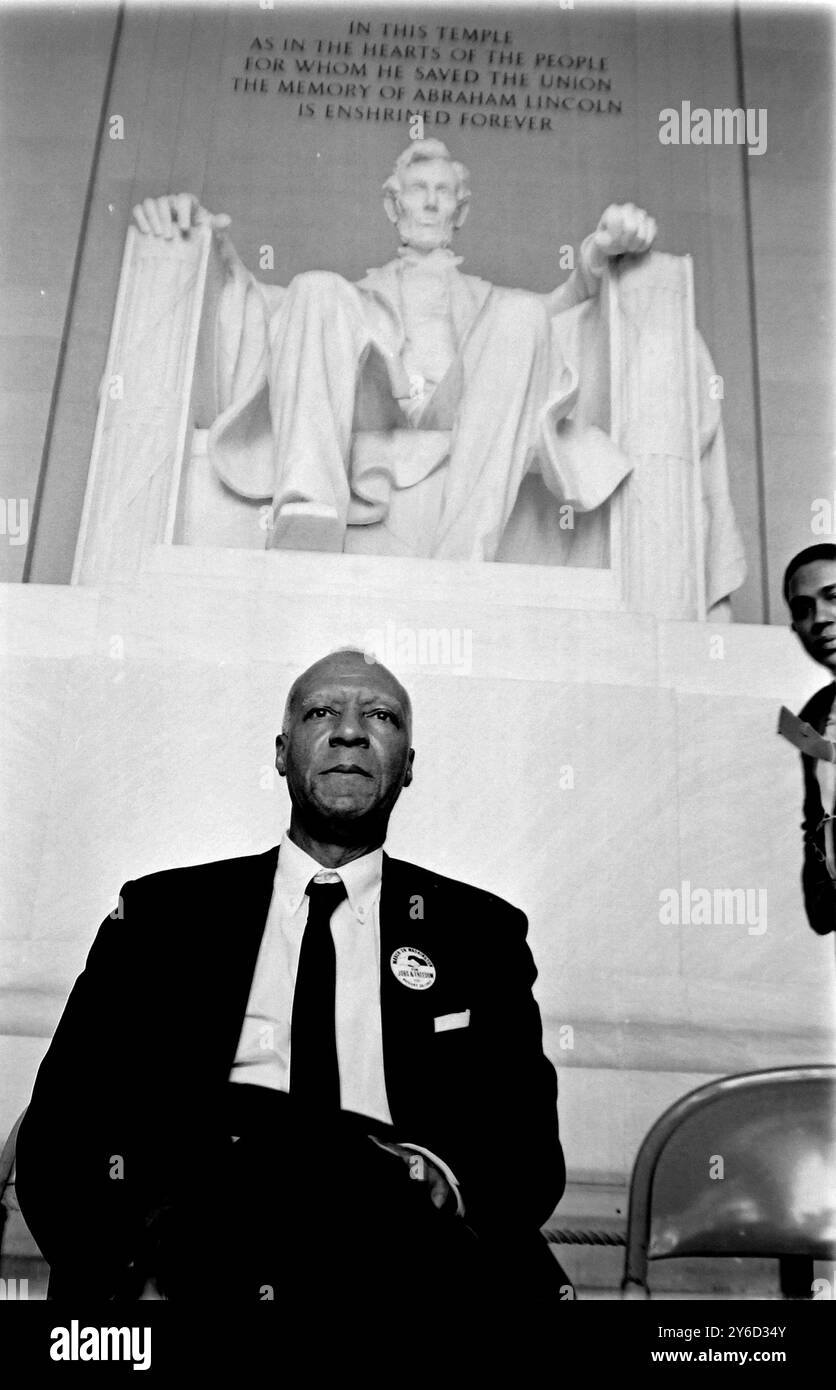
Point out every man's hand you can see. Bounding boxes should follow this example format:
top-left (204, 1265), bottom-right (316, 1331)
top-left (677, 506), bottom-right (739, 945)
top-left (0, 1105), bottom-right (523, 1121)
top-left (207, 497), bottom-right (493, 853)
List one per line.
top-left (132, 193), bottom-right (231, 239)
top-left (369, 1137), bottom-right (455, 1211)
top-left (584, 202), bottom-right (657, 276)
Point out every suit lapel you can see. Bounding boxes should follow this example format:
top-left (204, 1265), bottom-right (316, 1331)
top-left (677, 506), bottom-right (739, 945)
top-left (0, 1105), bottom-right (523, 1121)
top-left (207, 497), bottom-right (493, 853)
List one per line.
top-left (379, 854), bottom-right (438, 1127)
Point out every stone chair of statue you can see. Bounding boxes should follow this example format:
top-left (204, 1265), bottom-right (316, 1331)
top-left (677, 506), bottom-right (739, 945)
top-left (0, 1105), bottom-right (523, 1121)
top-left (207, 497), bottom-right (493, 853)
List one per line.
top-left (72, 222), bottom-right (745, 620)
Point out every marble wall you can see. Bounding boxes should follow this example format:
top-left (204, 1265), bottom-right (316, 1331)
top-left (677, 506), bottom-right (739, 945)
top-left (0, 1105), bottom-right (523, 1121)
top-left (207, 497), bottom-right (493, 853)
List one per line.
top-left (0, 4), bottom-right (119, 582)
top-left (739, 5), bottom-right (836, 620)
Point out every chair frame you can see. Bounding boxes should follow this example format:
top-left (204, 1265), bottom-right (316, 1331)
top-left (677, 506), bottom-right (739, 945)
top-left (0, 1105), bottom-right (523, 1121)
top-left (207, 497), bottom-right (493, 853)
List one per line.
top-left (622, 1064), bottom-right (836, 1299)
top-left (0, 1108), bottom-right (27, 1271)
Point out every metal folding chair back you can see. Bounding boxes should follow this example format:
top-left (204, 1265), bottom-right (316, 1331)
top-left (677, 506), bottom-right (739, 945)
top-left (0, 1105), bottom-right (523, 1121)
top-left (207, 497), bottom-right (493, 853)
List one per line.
top-left (622, 1066), bottom-right (836, 1297)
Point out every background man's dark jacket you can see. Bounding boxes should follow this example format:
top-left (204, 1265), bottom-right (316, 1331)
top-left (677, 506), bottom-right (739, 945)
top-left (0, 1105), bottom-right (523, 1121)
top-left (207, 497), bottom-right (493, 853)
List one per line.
top-left (799, 683), bottom-right (836, 936)
top-left (16, 847), bottom-right (565, 1296)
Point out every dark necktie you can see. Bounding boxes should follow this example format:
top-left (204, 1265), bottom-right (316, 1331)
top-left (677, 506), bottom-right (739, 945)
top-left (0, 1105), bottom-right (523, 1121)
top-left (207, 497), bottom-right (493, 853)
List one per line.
top-left (290, 877), bottom-right (347, 1112)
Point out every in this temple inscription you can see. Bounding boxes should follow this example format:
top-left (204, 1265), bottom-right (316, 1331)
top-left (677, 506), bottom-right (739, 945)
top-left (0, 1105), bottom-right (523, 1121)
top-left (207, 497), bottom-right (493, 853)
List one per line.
top-left (233, 21), bottom-right (622, 129)
top-left (134, 139), bottom-right (657, 561)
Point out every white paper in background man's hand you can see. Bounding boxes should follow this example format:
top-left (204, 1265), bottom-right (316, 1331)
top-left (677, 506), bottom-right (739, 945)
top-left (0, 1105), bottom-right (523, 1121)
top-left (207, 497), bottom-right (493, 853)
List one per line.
top-left (778, 706), bottom-right (836, 763)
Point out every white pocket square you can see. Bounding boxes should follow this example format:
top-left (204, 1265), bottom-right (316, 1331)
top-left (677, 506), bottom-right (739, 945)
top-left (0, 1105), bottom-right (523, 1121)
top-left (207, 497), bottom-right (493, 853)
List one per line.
top-left (434, 1010), bottom-right (470, 1033)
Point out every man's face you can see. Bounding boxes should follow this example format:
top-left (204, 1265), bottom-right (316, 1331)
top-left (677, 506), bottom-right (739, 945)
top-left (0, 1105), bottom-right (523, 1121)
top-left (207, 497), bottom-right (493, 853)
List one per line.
top-left (788, 559), bottom-right (836, 673)
top-left (394, 157), bottom-right (462, 252)
top-left (276, 653), bottom-right (414, 839)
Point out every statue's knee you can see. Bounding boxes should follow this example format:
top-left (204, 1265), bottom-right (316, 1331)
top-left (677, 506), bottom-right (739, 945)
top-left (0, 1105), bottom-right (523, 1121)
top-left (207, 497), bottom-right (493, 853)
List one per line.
top-left (288, 269), bottom-right (354, 303)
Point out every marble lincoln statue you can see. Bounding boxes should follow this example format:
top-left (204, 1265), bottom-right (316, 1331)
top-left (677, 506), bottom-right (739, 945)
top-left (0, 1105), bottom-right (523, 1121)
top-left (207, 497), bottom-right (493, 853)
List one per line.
top-left (133, 139), bottom-right (661, 561)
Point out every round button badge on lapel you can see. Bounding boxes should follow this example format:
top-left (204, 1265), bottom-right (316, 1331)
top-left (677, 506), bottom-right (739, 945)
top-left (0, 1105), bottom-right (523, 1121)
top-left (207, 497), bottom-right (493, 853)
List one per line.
top-left (390, 946), bottom-right (436, 990)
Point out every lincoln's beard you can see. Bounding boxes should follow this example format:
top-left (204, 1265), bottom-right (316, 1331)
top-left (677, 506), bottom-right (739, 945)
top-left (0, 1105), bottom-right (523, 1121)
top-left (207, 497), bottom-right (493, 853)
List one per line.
top-left (396, 209), bottom-right (456, 251)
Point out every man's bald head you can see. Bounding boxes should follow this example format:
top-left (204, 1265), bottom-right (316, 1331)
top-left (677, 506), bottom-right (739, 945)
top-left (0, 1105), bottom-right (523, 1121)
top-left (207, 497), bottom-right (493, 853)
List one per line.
top-left (276, 649), bottom-right (415, 851)
top-left (282, 648), bottom-right (413, 738)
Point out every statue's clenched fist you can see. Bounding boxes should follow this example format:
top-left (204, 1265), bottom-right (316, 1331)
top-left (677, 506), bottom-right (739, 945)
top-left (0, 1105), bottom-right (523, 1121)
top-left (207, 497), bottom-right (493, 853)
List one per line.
top-left (132, 193), bottom-right (231, 238)
top-left (583, 202), bottom-right (657, 276)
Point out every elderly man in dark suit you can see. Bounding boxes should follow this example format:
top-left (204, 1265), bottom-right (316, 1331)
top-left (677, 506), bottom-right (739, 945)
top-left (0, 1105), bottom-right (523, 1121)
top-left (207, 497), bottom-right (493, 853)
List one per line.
top-left (16, 647), bottom-right (568, 1321)
top-left (785, 543), bottom-right (836, 937)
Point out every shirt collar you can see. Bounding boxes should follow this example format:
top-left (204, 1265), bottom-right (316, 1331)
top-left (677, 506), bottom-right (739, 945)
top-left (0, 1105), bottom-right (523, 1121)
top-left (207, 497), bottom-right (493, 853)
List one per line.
top-left (276, 830), bottom-right (383, 920)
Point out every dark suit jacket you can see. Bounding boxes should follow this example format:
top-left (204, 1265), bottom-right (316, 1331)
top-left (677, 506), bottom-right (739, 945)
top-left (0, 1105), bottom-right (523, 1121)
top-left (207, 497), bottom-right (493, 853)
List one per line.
top-left (16, 846), bottom-right (565, 1295)
top-left (799, 683), bottom-right (836, 936)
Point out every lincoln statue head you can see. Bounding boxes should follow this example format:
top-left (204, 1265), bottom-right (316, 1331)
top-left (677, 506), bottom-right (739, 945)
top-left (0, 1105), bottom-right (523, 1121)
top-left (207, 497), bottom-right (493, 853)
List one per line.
top-left (382, 140), bottom-right (471, 253)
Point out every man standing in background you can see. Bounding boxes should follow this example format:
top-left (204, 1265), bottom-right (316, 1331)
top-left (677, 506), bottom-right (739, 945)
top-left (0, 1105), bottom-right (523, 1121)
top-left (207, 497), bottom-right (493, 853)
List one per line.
top-left (784, 543), bottom-right (836, 937)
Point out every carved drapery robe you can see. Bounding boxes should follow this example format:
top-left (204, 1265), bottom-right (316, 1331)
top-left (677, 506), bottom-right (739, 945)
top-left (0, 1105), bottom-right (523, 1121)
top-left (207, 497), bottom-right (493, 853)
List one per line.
top-left (205, 242), bottom-right (745, 608)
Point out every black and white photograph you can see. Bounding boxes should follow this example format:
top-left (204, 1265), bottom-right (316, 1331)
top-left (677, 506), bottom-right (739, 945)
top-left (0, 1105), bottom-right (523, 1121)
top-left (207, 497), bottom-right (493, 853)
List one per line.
top-left (0, 0), bottom-right (834, 1372)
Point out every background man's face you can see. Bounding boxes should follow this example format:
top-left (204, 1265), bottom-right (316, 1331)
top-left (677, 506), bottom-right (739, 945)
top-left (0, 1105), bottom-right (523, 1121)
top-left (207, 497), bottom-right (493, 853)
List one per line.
top-left (276, 654), bottom-right (414, 837)
top-left (789, 559), bottom-right (836, 673)
top-left (395, 157), bottom-right (461, 252)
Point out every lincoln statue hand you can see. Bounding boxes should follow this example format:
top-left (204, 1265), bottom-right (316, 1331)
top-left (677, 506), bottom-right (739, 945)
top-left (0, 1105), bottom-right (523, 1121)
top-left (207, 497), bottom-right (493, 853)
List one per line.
top-left (133, 140), bottom-right (656, 560)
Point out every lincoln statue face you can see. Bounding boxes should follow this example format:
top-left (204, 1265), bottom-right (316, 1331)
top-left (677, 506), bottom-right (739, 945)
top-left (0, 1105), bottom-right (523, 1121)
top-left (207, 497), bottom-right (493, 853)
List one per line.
top-left (382, 140), bottom-right (471, 253)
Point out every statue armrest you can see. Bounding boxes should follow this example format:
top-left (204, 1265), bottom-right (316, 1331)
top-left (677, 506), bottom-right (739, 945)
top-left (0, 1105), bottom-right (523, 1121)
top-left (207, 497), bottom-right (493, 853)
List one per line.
top-left (604, 250), bottom-right (708, 618)
top-left (72, 224), bottom-right (227, 583)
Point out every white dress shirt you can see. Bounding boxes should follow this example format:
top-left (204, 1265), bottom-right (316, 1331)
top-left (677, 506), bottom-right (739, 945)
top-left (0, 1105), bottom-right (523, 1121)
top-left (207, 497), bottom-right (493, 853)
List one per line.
top-left (229, 832), bottom-right (391, 1123)
top-left (229, 832), bottom-right (463, 1210)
